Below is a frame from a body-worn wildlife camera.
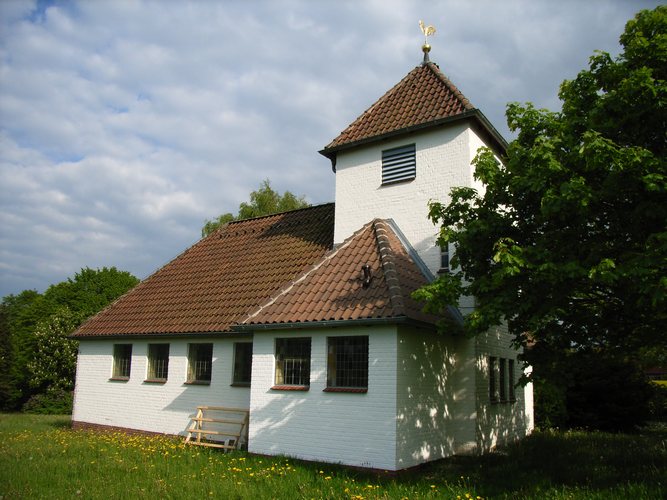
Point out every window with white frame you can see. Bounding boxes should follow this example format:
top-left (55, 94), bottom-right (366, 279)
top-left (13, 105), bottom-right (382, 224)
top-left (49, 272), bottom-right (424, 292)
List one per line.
top-left (112, 344), bottom-right (132, 379)
top-left (187, 343), bottom-right (213, 383)
top-left (382, 144), bottom-right (416, 185)
top-left (275, 338), bottom-right (310, 387)
top-left (147, 343), bottom-right (170, 381)
top-left (326, 336), bottom-right (369, 390)
top-left (232, 342), bottom-right (252, 386)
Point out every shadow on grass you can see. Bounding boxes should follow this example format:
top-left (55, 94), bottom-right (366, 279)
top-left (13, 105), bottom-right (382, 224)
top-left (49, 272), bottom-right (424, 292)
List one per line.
top-left (401, 423), bottom-right (667, 498)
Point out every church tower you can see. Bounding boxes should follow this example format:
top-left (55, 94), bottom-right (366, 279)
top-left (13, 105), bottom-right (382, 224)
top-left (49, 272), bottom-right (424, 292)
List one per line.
top-left (320, 46), bottom-right (506, 282)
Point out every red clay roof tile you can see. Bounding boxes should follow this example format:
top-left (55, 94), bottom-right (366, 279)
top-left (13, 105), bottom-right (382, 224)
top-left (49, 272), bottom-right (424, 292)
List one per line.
top-left (73, 204), bottom-right (335, 336)
top-left (322, 62), bottom-right (474, 154)
top-left (241, 219), bottom-right (441, 327)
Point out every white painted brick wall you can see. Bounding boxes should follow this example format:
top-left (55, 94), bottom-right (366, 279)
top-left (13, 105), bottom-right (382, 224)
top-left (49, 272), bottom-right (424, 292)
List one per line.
top-left (248, 326), bottom-right (398, 470)
top-left (474, 325), bottom-right (534, 452)
top-left (395, 326), bottom-right (478, 468)
top-left (333, 124), bottom-right (481, 276)
top-left (72, 337), bottom-right (251, 436)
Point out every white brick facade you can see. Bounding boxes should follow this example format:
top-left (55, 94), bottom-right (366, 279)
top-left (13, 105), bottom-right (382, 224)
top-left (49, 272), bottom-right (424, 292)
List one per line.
top-left (474, 326), bottom-right (534, 452)
top-left (73, 337), bottom-right (251, 435)
top-left (333, 123), bottom-right (479, 277)
top-left (248, 326), bottom-right (398, 470)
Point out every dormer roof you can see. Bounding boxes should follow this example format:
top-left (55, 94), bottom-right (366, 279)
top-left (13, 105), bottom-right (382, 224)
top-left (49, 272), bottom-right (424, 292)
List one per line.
top-left (239, 218), bottom-right (445, 328)
top-left (320, 61), bottom-right (506, 160)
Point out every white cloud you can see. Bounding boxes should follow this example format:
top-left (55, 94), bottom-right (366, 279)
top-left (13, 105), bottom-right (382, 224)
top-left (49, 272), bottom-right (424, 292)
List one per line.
top-left (0, 0), bottom-right (661, 296)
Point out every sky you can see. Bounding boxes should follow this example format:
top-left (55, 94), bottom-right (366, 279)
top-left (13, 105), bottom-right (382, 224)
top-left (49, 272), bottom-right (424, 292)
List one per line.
top-left (0, 0), bottom-right (662, 298)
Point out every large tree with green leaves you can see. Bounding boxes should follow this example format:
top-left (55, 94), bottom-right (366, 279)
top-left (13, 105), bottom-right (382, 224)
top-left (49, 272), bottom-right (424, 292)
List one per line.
top-left (202, 179), bottom-right (309, 236)
top-left (1, 267), bottom-right (139, 411)
top-left (415, 7), bottom-right (666, 429)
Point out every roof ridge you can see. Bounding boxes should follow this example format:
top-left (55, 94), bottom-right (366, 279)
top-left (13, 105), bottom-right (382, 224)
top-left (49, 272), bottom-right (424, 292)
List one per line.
top-left (424, 62), bottom-right (474, 110)
top-left (371, 219), bottom-right (405, 316)
top-left (322, 67), bottom-right (421, 151)
top-left (321, 63), bottom-right (480, 155)
top-left (239, 219), bottom-right (375, 325)
top-left (226, 201), bottom-right (335, 226)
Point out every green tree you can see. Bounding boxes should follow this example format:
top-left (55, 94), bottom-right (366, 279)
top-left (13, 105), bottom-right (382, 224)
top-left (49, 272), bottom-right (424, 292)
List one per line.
top-left (415, 7), bottom-right (666, 429)
top-left (26, 306), bottom-right (82, 392)
top-left (1, 267), bottom-right (139, 410)
top-left (202, 179), bottom-right (309, 236)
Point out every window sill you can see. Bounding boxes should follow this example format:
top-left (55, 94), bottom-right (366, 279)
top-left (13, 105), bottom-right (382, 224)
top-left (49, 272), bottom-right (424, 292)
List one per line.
top-left (271, 385), bottom-right (309, 391)
top-left (323, 387), bottom-right (367, 393)
top-left (184, 380), bottom-right (210, 386)
top-left (143, 379), bottom-right (167, 384)
top-left (109, 376), bottom-right (129, 382)
top-left (230, 382), bottom-right (250, 388)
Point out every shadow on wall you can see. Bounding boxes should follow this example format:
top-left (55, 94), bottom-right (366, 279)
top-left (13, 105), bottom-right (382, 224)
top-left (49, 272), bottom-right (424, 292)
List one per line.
top-left (162, 356), bottom-right (251, 444)
top-left (475, 354), bottom-right (532, 453)
top-left (395, 328), bottom-right (476, 469)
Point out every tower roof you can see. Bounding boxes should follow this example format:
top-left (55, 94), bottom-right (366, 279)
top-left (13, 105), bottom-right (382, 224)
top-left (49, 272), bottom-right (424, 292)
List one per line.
top-left (320, 61), bottom-right (506, 160)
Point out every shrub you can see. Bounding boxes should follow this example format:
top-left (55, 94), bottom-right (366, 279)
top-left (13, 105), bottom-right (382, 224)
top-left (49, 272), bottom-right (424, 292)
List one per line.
top-left (22, 387), bottom-right (73, 414)
top-left (565, 354), bottom-right (653, 432)
top-left (649, 381), bottom-right (667, 421)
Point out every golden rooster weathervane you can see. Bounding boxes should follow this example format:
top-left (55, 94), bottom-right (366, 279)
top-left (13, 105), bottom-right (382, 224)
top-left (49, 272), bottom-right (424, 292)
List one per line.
top-left (419, 20), bottom-right (436, 62)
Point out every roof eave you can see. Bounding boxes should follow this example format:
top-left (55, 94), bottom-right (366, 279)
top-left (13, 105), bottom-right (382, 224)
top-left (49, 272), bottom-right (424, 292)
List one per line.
top-left (234, 316), bottom-right (438, 332)
top-left (70, 330), bottom-right (252, 340)
top-left (319, 109), bottom-right (507, 163)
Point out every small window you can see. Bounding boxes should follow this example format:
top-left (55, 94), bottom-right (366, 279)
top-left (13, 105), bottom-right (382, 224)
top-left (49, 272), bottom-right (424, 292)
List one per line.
top-left (187, 343), bottom-right (213, 383)
top-left (233, 342), bottom-right (253, 386)
top-left (499, 358), bottom-right (507, 401)
top-left (147, 344), bottom-right (170, 382)
top-left (275, 338), bottom-right (311, 387)
top-left (326, 336), bottom-right (369, 390)
top-left (508, 359), bottom-right (516, 401)
top-left (489, 356), bottom-right (498, 402)
top-left (439, 243), bottom-right (450, 273)
top-left (112, 344), bottom-right (132, 380)
top-left (382, 144), bottom-right (416, 185)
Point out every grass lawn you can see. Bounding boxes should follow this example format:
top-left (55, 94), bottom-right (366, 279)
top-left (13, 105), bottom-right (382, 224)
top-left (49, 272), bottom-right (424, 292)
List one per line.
top-left (1, 414), bottom-right (665, 499)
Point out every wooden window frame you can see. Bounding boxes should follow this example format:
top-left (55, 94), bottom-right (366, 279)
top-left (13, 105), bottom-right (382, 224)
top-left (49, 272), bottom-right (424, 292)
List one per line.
top-left (489, 356), bottom-right (498, 403)
top-left (232, 342), bottom-right (252, 387)
top-left (186, 343), bottom-right (213, 384)
top-left (273, 338), bottom-right (311, 390)
top-left (499, 357), bottom-right (507, 402)
top-left (111, 344), bottom-right (132, 381)
top-left (325, 336), bottom-right (368, 392)
top-left (508, 358), bottom-right (516, 402)
top-left (146, 343), bottom-right (170, 383)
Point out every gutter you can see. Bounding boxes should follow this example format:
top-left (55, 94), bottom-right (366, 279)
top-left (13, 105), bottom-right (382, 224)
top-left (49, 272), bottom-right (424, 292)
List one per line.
top-left (233, 316), bottom-right (437, 332)
top-left (70, 331), bottom-right (252, 340)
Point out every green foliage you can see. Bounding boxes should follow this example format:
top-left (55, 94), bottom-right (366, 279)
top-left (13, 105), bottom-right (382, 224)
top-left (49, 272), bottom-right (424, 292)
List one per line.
top-left (26, 307), bottom-right (82, 392)
top-left (564, 353), bottom-right (653, 431)
top-left (202, 179), bottom-right (309, 236)
top-left (649, 381), bottom-right (667, 421)
top-left (22, 387), bottom-right (73, 415)
top-left (416, 7), bottom-right (666, 430)
top-left (1, 267), bottom-right (138, 411)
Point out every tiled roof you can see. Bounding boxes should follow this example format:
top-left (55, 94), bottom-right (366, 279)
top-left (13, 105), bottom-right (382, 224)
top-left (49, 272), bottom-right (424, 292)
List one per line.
top-left (241, 219), bottom-right (440, 327)
top-left (321, 62), bottom-right (475, 154)
top-left (73, 204), bottom-right (335, 336)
